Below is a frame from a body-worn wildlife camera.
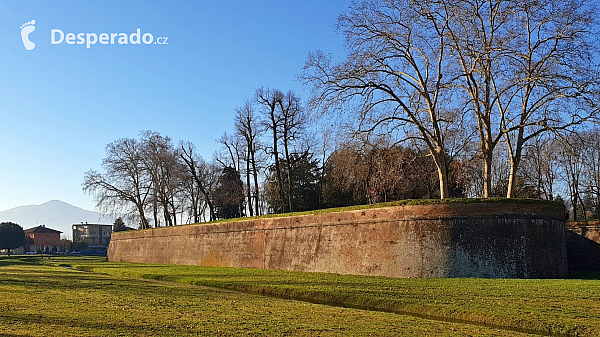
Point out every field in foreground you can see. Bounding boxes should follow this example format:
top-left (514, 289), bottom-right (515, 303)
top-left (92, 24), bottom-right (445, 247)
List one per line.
top-left (0, 257), bottom-right (597, 336)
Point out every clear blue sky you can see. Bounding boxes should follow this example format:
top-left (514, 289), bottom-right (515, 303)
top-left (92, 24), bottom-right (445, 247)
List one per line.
top-left (0, 0), bottom-right (349, 212)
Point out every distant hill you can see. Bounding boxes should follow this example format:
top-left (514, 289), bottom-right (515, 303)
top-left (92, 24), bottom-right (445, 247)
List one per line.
top-left (0, 200), bottom-right (114, 239)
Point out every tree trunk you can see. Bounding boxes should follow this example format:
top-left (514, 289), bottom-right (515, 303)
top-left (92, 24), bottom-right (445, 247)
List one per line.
top-left (434, 150), bottom-right (450, 199)
top-left (137, 202), bottom-right (149, 229)
top-left (283, 130), bottom-right (293, 212)
top-left (483, 153), bottom-right (492, 198)
top-left (246, 156), bottom-right (253, 216)
top-left (271, 111), bottom-right (285, 213)
top-left (506, 161), bottom-right (517, 199)
top-left (171, 196), bottom-right (177, 226)
top-left (152, 194), bottom-right (159, 227)
top-left (251, 149), bottom-right (260, 216)
top-left (191, 186), bottom-right (199, 223)
top-left (506, 128), bottom-right (525, 199)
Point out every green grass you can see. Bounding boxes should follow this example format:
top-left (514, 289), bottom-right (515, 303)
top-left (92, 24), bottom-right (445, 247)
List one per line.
top-left (33, 256), bottom-right (600, 336)
top-left (0, 256), bottom-right (537, 336)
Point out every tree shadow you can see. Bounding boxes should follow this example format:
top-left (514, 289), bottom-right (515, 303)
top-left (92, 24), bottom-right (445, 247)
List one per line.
top-left (0, 256), bottom-right (40, 267)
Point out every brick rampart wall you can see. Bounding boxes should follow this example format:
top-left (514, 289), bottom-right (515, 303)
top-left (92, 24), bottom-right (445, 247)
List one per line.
top-left (108, 202), bottom-right (567, 278)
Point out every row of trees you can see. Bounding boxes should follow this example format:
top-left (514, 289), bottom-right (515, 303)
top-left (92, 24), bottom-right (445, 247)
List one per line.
top-left (301, 0), bottom-right (600, 199)
top-left (323, 129), bottom-right (600, 219)
top-left (84, 0), bottom-right (600, 226)
top-left (83, 124), bottom-right (600, 227)
top-left (83, 86), bottom-right (328, 227)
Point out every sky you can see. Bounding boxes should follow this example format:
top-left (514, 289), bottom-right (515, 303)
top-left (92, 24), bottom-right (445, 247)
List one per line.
top-left (0, 0), bottom-right (350, 212)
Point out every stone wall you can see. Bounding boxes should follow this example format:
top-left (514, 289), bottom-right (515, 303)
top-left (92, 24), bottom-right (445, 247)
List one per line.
top-left (108, 201), bottom-right (567, 278)
top-left (567, 221), bottom-right (600, 271)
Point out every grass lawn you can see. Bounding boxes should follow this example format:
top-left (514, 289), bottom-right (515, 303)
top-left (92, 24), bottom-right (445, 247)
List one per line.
top-left (18, 256), bottom-right (600, 336)
top-left (0, 256), bottom-right (541, 336)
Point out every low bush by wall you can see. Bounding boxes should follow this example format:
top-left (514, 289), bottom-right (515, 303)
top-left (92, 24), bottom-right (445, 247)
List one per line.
top-left (108, 200), bottom-right (567, 278)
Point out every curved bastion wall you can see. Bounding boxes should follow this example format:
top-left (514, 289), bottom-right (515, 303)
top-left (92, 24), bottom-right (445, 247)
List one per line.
top-left (108, 201), bottom-right (568, 278)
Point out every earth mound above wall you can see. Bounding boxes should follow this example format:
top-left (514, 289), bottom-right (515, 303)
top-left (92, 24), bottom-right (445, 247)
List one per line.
top-left (108, 200), bottom-right (568, 278)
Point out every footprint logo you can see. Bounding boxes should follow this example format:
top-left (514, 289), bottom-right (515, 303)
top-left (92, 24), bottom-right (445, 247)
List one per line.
top-left (20, 20), bottom-right (36, 50)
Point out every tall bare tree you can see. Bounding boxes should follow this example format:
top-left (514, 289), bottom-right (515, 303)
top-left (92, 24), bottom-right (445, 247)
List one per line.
top-left (445, 0), bottom-right (600, 198)
top-left (302, 0), bottom-right (461, 198)
top-left (141, 131), bottom-right (180, 227)
top-left (581, 130), bottom-right (600, 218)
top-left (278, 91), bottom-right (307, 212)
top-left (520, 136), bottom-right (560, 200)
top-left (215, 132), bottom-right (243, 171)
top-left (179, 141), bottom-right (217, 221)
top-left (83, 138), bottom-right (151, 229)
top-left (503, 0), bottom-right (599, 198)
top-left (558, 134), bottom-right (588, 220)
top-left (234, 100), bottom-right (263, 216)
top-left (256, 87), bottom-right (287, 210)
top-left (443, 0), bottom-right (517, 198)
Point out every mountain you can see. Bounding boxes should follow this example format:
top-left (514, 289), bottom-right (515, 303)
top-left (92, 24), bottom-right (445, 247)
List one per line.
top-left (0, 200), bottom-right (113, 239)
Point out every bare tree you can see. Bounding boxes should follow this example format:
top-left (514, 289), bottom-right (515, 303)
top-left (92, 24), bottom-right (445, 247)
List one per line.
top-left (557, 134), bottom-right (588, 220)
top-left (445, 0), bottom-right (600, 198)
top-left (140, 131), bottom-right (180, 227)
top-left (278, 91), bottom-right (307, 212)
top-left (179, 165), bottom-right (202, 224)
top-left (443, 0), bottom-right (517, 198)
top-left (234, 100), bottom-right (263, 216)
top-left (520, 136), bottom-right (560, 200)
top-left (83, 138), bottom-right (151, 229)
top-left (256, 87), bottom-right (287, 210)
top-left (179, 141), bottom-right (217, 221)
top-left (503, 0), bottom-right (599, 198)
top-left (215, 132), bottom-right (243, 171)
top-left (581, 130), bottom-right (600, 218)
top-left (302, 0), bottom-right (461, 198)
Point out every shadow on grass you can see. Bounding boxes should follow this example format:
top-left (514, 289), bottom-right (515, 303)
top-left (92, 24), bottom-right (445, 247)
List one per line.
top-left (0, 256), bottom-right (42, 267)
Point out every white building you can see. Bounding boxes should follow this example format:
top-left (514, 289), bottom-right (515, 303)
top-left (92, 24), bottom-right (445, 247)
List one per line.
top-left (72, 222), bottom-right (113, 246)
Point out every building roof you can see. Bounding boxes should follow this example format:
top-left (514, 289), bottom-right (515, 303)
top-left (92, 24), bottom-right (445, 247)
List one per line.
top-left (72, 223), bottom-right (113, 227)
top-left (24, 225), bottom-right (62, 234)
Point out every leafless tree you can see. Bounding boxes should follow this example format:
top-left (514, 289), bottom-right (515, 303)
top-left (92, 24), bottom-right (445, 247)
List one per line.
top-left (215, 132), bottom-right (243, 172)
top-left (179, 166), bottom-right (202, 224)
top-left (581, 130), bottom-right (600, 218)
top-left (256, 87), bottom-right (287, 210)
top-left (83, 138), bottom-right (151, 229)
top-left (445, 0), bottom-right (600, 198)
top-left (234, 100), bottom-right (263, 216)
top-left (179, 141), bottom-right (217, 221)
top-left (140, 131), bottom-right (180, 227)
top-left (277, 91), bottom-right (308, 212)
top-left (503, 0), bottom-right (599, 198)
top-left (557, 134), bottom-right (588, 220)
top-left (302, 0), bottom-right (461, 198)
top-left (520, 136), bottom-right (560, 200)
top-left (443, 0), bottom-right (518, 198)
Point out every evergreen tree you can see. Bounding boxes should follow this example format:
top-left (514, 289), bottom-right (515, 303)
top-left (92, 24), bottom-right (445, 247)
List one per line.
top-left (0, 222), bottom-right (25, 256)
top-left (213, 167), bottom-right (245, 219)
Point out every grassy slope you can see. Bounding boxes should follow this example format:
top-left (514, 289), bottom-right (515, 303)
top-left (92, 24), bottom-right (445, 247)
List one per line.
top-left (132, 198), bottom-right (562, 229)
top-left (40, 257), bottom-right (600, 336)
top-left (0, 257), bottom-right (534, 337)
